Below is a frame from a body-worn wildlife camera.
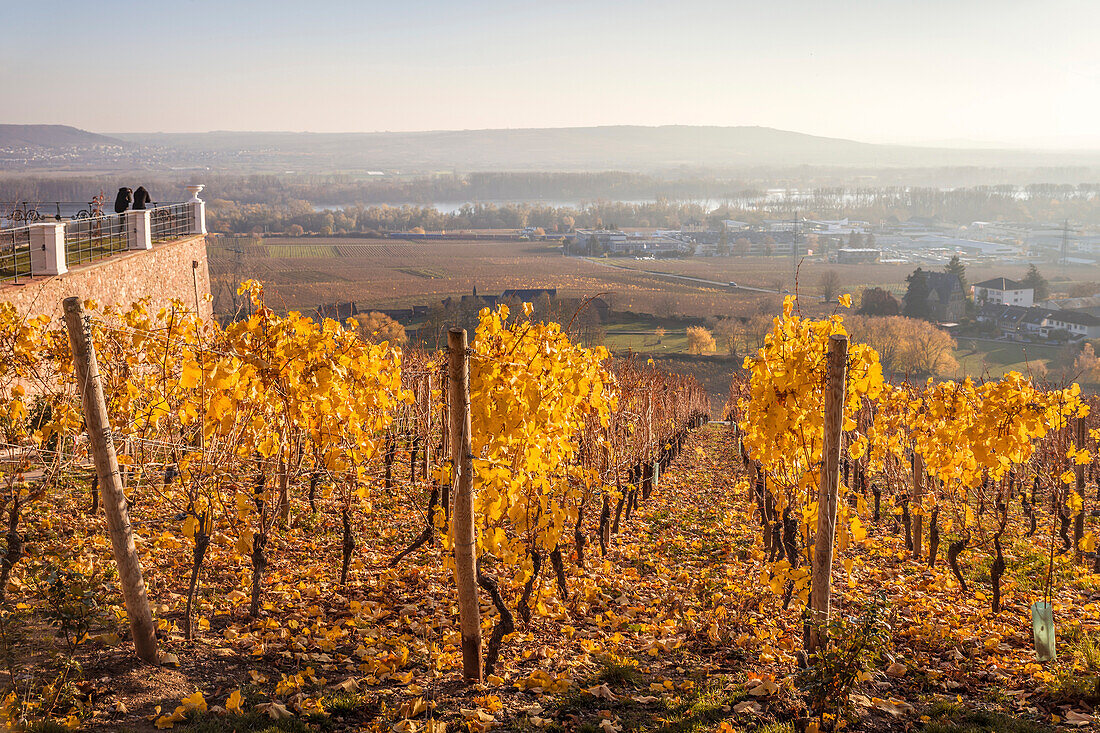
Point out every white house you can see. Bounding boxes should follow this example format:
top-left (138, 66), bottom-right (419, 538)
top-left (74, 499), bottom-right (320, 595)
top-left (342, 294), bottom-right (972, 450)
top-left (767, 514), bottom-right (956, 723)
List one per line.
top-left (972, 277), bottom-right (1034, 307)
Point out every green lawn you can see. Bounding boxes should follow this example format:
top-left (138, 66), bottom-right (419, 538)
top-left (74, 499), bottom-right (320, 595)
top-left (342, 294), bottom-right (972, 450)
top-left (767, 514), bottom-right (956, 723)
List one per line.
top-left (952, 338), bottom-right (1060, 379)
top-left (604, 326), bottom-right (1066, 379)
top-left (602, 323), bottom-right (693, 354)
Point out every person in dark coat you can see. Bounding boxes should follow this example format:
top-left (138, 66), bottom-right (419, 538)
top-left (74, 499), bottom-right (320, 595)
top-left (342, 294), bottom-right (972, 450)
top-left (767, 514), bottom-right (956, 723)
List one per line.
top-left (132, 186), bottom-right (152, 210)
top-left (114, 187), bottom-right (133, 214)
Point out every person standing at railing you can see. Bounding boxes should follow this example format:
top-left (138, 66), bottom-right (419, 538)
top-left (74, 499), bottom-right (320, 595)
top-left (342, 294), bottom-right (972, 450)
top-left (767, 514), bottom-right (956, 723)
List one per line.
top-left (133, 186), bottom-right (152, 210)
top-left (114, 187), bottom-right (132, 214)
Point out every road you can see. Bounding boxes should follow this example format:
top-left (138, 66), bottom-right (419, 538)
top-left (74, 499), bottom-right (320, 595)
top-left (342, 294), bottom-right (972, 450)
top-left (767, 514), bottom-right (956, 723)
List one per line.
top-left (580, 257), bottom-right (781, 294)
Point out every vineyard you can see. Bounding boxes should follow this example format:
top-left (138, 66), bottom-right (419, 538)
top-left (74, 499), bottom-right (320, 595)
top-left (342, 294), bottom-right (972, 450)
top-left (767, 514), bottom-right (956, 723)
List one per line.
top-left (1, 287), bottom-right (1100, 732)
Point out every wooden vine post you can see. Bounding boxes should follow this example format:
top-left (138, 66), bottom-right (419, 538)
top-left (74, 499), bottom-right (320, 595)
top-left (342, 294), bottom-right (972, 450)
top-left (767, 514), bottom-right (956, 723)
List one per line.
top-left (1075, 415), bottom-right (1087, 562)
top-left (62, 297), bottom-right (159, 665)
top-left (440, 370), bottom-right (450, 517)
top-left (809, 334), bottom-right (848, 654)
top-left (422, 374), bottom-right (432, 481)
top-left (912, 452), bottom-right (924, 560)
top-left (448, 328), bottom-right (483, 683)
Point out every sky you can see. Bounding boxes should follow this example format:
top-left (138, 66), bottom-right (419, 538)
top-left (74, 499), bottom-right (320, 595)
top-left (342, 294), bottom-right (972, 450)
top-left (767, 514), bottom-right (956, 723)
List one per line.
top-left (2, 0), bottom-right (1098, 147)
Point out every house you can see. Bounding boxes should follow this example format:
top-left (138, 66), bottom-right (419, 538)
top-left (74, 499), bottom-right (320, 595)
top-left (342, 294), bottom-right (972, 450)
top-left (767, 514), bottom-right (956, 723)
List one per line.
top-left (976, 303), bottom-right (1030, 339)
top-left (977, 303), bottom-right (1100, 340)
top-left (972, 277), bottom-right (1034, 307)
top-left (441, 287), bottom-right (500, 310)
top-left (316, 301), bottom-right (359, 322)
top-left (502, 288), bottom-right (557, 301)
top-left (922, 271), bottom-right (965, 323)
top-left (1045, 310), bottom-right (1100, 339)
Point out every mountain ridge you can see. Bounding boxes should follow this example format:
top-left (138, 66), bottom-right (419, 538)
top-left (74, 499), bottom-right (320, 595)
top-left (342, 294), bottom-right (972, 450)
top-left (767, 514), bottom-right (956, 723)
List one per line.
top-left (110, 125), bottom-right (1100, 171)
top-left (6, 123), bottom-right (1100, 173)
top-left (0, 124), bottom-right (124, 148)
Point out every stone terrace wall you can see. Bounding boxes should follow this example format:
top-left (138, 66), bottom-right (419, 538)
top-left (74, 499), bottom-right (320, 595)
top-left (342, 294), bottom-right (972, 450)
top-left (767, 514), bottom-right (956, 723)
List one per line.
top-left (0, 235), bottom-right (212, 322)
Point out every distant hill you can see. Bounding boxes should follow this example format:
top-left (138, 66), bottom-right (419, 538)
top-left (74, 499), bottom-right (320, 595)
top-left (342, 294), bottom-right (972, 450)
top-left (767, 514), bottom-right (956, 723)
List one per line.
top-left (0, 124), bottom-right (123, 148)
top-left (114, 125), bottom-right (1100, 173)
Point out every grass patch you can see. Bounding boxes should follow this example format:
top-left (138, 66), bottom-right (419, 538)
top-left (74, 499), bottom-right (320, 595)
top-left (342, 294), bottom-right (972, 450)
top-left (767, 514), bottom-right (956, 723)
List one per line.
top-left (952, 339), bottom-right (1058, 379)
top-left (179, 710), bottom-right (327, 733)
top-left (921, 701), bottom-right (1049, 733)
top-left (596, 659), bottom-right (641, 686)
top-left (178, 691), bottom-right (376, 733)
top-left (25, 723), bottom-right (71, 733)
top-left (546, 674), bottom-right (746, 733)
top-left (642, 679), bottom-right (746, 733)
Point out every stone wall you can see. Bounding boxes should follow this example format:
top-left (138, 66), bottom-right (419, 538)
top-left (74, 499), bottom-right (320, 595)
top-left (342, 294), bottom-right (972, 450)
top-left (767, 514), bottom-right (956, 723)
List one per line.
top-left (0, 235), bottom-right (211, 322)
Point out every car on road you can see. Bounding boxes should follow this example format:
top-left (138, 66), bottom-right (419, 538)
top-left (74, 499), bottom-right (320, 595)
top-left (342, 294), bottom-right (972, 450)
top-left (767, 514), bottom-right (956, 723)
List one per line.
top-left (728, 281), bottom-right (738, 288)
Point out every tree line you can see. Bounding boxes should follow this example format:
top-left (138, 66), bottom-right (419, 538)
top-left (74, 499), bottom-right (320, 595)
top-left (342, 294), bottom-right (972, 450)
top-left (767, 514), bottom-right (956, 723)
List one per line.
top-left (3, 174), bottom-right (1099, 231)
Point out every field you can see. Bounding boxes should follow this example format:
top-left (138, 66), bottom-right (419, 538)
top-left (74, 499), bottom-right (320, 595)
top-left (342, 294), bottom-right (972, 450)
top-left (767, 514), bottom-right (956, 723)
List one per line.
top-left (208, 238), bottom-right (817, 320)
top-left (594, 257), bottom-right (1100, 302)
top-left (953, 338), bottom-right (1062, 380)
top-left (212, 237), bottom-right (1100, 318)
top-left (208, 237), bottom-right (1100, 390)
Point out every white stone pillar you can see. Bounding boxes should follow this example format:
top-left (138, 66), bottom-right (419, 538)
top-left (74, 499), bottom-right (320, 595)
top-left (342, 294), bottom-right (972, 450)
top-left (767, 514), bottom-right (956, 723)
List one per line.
top-left (189, 200), bottom-right (207, 235)
top-left (126, 210), bottom-right (152, 250)
top-left (29, 223), bottom-right (67, 276)
top-left (186, 185), bottom-right (207, 235)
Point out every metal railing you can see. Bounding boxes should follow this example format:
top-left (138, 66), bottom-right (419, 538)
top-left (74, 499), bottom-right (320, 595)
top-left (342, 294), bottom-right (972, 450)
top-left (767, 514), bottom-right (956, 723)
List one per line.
top-left (65, 213), bottom-right (128, 267)
top-left (1, 201), bottom-right (107, 228)
top-left (150, 203), bottom-right (191, 242)
top-left (0, 225), bottom-right (32, 283)
top-left (0, 199), bottom-right (202, 282)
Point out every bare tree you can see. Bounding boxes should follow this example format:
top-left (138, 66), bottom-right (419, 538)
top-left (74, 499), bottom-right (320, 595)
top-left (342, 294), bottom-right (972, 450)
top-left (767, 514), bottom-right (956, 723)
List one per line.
top-left (654, 294), bottom-right (676, 319)
top-left (820, 270), bottom-right (842, 302)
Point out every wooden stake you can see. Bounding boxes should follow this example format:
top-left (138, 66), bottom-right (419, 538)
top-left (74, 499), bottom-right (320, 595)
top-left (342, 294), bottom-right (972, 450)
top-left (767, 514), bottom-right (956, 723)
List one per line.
top-left (63, 297), bottom-right (158, 665)
top-left (422, 375), bottom-right (432, 481)
top-left (809, 334), bottom-right (848, 654)
top-left (448, 328), bottom-right (482, 683)
top-left (912, 452), bottom-right (924, 560)
top-left (1076, 416), bottom-right (1086, 562)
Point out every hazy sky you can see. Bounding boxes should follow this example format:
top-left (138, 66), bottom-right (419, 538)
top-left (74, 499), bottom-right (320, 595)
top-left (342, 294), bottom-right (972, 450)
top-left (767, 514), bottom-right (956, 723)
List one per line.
top-left (3, 0), bottom-right (1098, 146)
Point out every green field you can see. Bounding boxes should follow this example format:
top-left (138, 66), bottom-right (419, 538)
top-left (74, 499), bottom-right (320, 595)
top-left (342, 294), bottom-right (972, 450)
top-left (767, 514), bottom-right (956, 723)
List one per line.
top-left (603, 324), bottom-right (691, 354)
top-left (952, 338), bottom-right (1060, 380)
top-left (264, 244), bottom-right (339, 258)
top-left (603, 322), bottom-right (1064, 384)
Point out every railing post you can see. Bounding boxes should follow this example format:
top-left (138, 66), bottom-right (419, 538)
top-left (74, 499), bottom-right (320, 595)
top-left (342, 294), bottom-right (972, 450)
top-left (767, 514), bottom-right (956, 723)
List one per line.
top-left (29, 223), bottom-right (67, 276)
top-left (186, 185), bottom-right (207, 235)
top-left (125, 210), bottom-right (152, 251)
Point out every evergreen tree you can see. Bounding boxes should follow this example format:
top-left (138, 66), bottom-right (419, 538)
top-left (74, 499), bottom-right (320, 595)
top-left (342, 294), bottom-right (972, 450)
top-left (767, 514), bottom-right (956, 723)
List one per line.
top-left (1022, 264), bottom-right (1049, 301)
top-left (903, 268), bottom-right (931, 320)
top-left (946, 255), bottom-right (968, 296)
